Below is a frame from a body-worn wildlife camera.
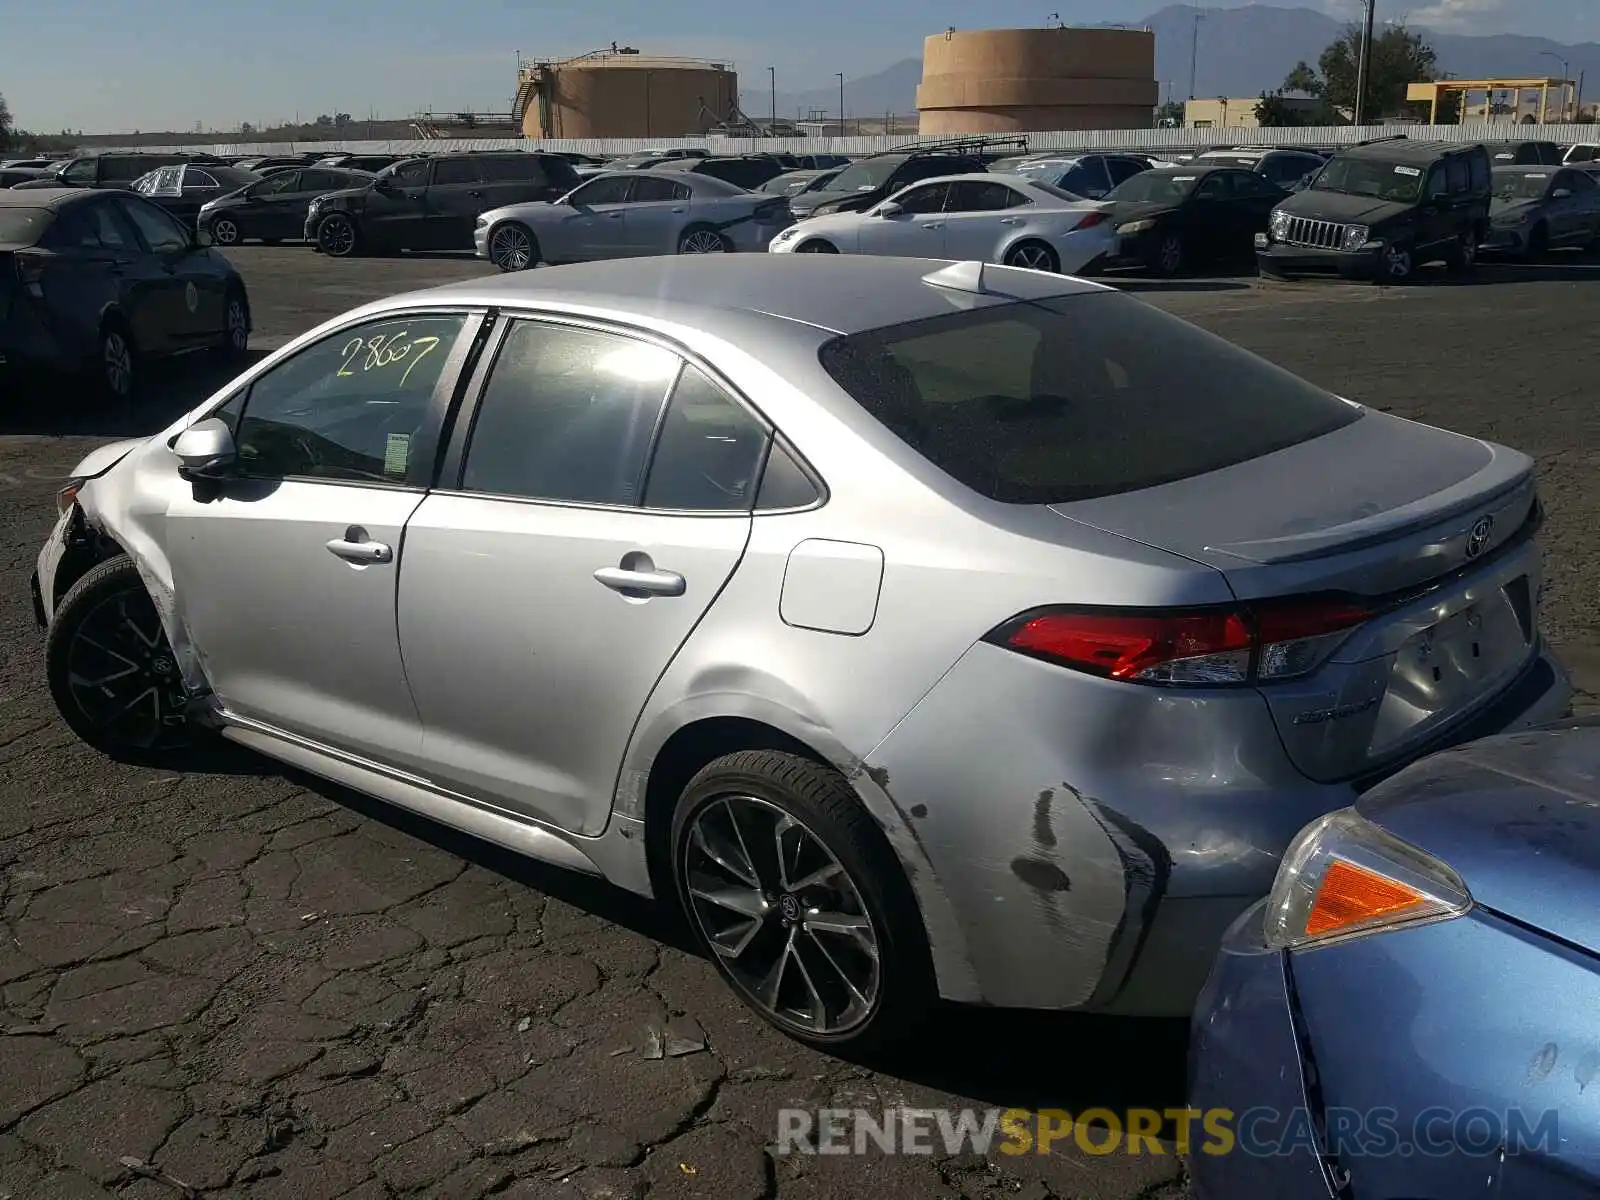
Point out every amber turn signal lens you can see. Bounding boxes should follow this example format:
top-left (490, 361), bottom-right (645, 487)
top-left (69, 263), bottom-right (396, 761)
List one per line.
top-left (1305, 859), bottom-right (1428, 938)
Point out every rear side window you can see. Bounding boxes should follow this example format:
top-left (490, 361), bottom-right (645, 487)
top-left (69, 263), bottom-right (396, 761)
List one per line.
top-left (460, 322), bottom-right (678, 505)
top-left (643, 365), bottom-right (768, 511)
top-left (817, 293), bottom-right (1361, 505)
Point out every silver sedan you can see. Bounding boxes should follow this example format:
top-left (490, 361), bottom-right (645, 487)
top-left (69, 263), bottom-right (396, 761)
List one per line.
top-left (475, 170), bottom-right (794, 270)
top-left (33, 255), bottom-right (1570, 1049)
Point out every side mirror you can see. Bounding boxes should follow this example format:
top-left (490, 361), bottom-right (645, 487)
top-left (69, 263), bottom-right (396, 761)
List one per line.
top-left (877, 201), bottom-right (903, 217)
top-left (173, 417), bottom-right (238, 481)
top-left (1552, 188), bottom-right (1573, 199)
top-left (193, 228), bottom-right (213, 248)
top-left (373, 178), bottom-right (399, 195)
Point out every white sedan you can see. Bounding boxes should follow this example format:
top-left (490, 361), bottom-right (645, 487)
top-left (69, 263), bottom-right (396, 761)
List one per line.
top-left (768, 172), bottom-right (1116, 274)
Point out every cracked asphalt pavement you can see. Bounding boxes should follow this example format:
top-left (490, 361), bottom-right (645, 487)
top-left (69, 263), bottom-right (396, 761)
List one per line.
top-left (0, 247), bottom-right (1595, 1199)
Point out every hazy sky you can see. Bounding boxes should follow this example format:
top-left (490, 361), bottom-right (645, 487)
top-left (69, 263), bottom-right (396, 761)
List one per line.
top-left (2, 0), bottom-right (1589, 133)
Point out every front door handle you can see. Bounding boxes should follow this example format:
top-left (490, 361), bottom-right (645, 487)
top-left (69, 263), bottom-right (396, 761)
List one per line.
top-left (326, 531), bottom-right (392, 563)
top-left (468, 190), bottom-right (484, 198)
top-left (594, 566), bottom-right (685, 597)
top-left (920, 222), bottom-right (943, 229)
top-left (605, 212), bottom-right (623, 219)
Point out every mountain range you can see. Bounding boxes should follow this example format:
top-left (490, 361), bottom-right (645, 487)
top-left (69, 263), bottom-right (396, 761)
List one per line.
top-left (739, 5), bottom-right (1600, 118)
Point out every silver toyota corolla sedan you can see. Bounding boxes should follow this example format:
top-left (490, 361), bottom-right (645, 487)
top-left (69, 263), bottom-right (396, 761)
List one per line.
top-left (475, 170), bottom-right (794, 270)
top-left (31, 255), bottom-right (1570, 1050)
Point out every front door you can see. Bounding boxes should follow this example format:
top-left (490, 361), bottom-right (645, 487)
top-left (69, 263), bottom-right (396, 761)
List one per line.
top-left (243, 169), bottom-right (307, 240)
top-left (397, 318), bottom-right (755, 834)
top-left (856, 181), bottom-right (950, 257)
top-left (162, 310), bottom-right (479, 766)
top-left (420, 158), bottom-right (488, 250)
top-left (364, 159), bottom-right (432, 250)
top-left (558, 175), bottom-right (636, 259)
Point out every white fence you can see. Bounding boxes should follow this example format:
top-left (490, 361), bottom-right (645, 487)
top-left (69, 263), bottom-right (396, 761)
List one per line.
top-left (88, 122), bottom-right (1597, 159)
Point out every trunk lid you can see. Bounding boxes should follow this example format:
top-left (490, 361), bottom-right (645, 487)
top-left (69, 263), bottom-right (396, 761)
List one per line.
top-left (1051, 410), bottom-right (1545, 783)
top-left (1358, 721), bottom-right (1600, 953)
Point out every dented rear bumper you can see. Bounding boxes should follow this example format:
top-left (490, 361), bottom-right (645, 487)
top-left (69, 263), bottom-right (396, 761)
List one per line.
top-left (865, 638), bottom-right (1571, 1015)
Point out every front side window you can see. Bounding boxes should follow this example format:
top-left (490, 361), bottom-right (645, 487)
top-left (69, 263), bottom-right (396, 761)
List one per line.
top-left (817, 293), bottom-right (1360, 505)
top-left (460, 322), bottom-right (679, 505)
top-left (116, 199), bottom-right (190, 253)
top-left (889, 182), bottom-right (948, 215)
top-left (432, 159), bottom-right (481, 186)
top-left (568, 176), bottom-right (632, 206)
top-left (61, 158), bottom-right (98, 184)
top-left (643, 366), bottom-right (768, 512)
top-left (1446, 158), bottom-right (1470, 194)
top-left (232, 313), bottom-right (469, 483)
top-left (253, 171), bottom-right (300, 196)
top-left (386, 160), bottom-right (430, 188)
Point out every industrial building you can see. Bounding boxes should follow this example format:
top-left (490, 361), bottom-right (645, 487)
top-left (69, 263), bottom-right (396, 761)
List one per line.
top-left (1184, 96), bottom-right (1331, 129)
top-left (513, 48), bottom-right (739, 139)
top-left (915, 27), bottom-right (1159, 134)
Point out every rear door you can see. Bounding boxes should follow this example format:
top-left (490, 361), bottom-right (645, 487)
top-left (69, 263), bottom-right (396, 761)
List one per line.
top-left (940, 179), bottom-right (1027, 260)
top-left (29, 204), bottom-right (126, 359)
top-left (115, 196), bottom-right (220, 344)
top-left (396, 317), bottom-right (756, 833)
top-left (620, 175), bottom-right (689, 255)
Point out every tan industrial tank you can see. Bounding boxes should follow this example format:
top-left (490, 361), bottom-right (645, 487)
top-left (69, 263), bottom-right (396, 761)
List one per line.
top-left (916, 27), bottom-right (1159, 134)
top-left (517, 52), bottom-right (738, 139)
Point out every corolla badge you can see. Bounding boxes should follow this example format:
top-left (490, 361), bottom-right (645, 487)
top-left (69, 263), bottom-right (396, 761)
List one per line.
top-left (1464, 515), bottom-right (1494, 559)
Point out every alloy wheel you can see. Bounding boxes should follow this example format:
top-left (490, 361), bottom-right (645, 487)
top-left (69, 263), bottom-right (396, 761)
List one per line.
top-left (489, 225), bottom-right (533, 271)
top-left (1158, 234), bottom-right (1183, 275)
top-left (1383, 244), bottom-right (1413, 281)
top-left (211, 218), bottom-right (239, 246)
top-left (225, 297), bottom-right (249, 351)
top-left (61, 588), bottom-right (188, 752)
top-left (102, 330), bottom-right (132, 398)
top-left (680, 229), bottom-right (727, 254)
top-left (319, 216), bottom-right (356, 256)
top-left (1010, 243), bottom-right (1056, 271)
top-left (797, 240), bottom-right (837, 253)
top-left (680, 794), bottom-right (881, 1036)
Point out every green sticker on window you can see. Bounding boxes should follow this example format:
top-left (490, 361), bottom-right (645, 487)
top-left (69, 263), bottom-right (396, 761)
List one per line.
top-left (384, 433), bottom-right (410, 477)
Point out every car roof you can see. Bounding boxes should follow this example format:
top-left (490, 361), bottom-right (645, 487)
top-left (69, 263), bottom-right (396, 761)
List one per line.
top-left (1492, 164), bottom-right (1558, 174)
top-left (387, 254), bottom-right (1108, 337)
top-left (1336, 139), bottom-right (1478, 163)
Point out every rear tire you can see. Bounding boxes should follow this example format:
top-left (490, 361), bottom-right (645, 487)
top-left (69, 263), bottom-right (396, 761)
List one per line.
top-left (98, 318), bottom-right (137, 402)
top-left (678, 226), bottom-right (730, 254)
top-left (46, 556), bottom-right (192, 761)
top-left (670, 750), bottom-right (934, 1053)
top-left (1003, 240), bottom-right (1060, 272)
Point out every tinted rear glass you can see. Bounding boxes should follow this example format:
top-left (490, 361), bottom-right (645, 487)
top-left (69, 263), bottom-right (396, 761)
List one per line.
top-left (817, 293), bottom-right (1361, 504)
top-left (0, 208), bottom-right (51, 245)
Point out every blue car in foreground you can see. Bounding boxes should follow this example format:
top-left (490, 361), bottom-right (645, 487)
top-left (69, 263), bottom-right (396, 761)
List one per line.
top-left (1189, 717), bottom-right (1600, 1198)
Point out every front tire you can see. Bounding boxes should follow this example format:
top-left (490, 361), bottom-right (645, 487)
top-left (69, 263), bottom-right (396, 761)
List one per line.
top-left (316, 213), bottom-right (359, 258)
top-left (46, 556), bottom-right (191, 760)
top-left (209, 217), bottom-right (241, 246)
top-left (1004, 240), bottom-right (1060, 272)
top-left (670, 750), bottom-right (933, 1052)
top-left (795, 239), bottom-right (839, 253)
top-left (1152, 231), bottom-right (1184, 276)
top-left (1378, 241), bottom-right (1415, 284)
top-left (220, 286), bottom-right (250, 359)
top-left (487, 222), bottom-right (537, 272)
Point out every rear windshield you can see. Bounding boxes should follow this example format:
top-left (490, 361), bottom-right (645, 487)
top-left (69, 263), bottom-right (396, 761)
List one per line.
top-left (1105, 172), bottom-right (1199, 204)
top-left (1494, 171), bottom-right (1552, 200)
top-left (827, 157), bottom-right (906, 193)
top-left (817, 293), bottom-right (1362, 504)
top-left (0, 208), bottom-right (50, 245)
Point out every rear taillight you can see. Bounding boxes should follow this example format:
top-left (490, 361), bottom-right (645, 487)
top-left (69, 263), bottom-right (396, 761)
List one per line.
top-left (15, 252), bottom-right (44, 298)
top-left (1075, 211), bottom-right (1109, 230)
top-left (987, 597), bottom-right (1372, 686)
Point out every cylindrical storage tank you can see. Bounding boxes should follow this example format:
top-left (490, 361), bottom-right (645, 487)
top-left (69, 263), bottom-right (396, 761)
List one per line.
top-left (916, 28), bottom-right (1159, 134)
top-left (527, 57), bottom-right (739, 139)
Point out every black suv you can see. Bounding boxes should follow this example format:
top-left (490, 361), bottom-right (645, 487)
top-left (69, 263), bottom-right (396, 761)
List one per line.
top-left (789, 136), bottom-right (1027, 219)
top-left (305, 152), bottom-right (580, 256)
top-left (13, 153), bottom-right (216, 192)
top-left (654, 155), bottom-right (789, 190)
top-left (1256, 139), bottom-right (1492, 283)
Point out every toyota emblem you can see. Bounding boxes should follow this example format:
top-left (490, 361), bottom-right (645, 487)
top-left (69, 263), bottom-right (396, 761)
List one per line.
top-left (778, 895), bottom-right (801, 921)
top-left (1465, 515), bottom-right (1493, 559)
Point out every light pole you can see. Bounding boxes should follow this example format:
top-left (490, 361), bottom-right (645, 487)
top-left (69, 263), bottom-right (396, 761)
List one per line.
top-left (1540, 51), bottom-right (1571, 120)
top-left (768, 66), bottom-right (776, 131)
top-left (836, 72), bottom-right (845, 137)
top-left (1189, 11), bottom-right (1204, 101)
top-left (1353, 0), bottom-right (1376, 126)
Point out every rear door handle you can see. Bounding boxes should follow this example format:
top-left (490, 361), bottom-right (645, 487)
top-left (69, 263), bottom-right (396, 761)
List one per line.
top-left (326, 536), bottom-right (392, 564)
top-left (605, 212), bottom-right (623, 219)
top-left (593, 566), bottom-right (685, 597)
top-left (920, 222), bottom-right (943, 229)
